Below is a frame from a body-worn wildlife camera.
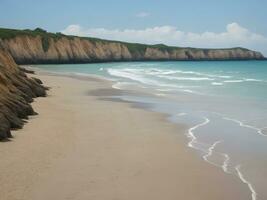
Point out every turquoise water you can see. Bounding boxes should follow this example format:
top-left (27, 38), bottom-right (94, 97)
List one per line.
top-left (35, 61), bottom-right (267, 200)
top-left (35, 61), bottom-right (267, 101)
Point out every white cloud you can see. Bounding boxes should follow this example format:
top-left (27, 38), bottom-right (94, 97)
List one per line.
top-left (136, 12), bottom-right (150, 18)
top-left (61, 23), bottom-right (267, 55)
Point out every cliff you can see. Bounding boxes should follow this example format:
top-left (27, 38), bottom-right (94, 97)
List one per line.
top-left (0, 46), bottom-right (47, 140)
top-left (0, 28), bottom-right (265, 64)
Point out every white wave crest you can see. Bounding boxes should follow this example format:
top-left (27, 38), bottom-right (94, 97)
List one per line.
top-left (155, 93), bottom-right (166, 97)
top-left (107, 68), bottom-right (204, 92)
top-left (107, 68), bottom-right (158, 85)
top-left (223, 117), bottom-right (267, 137)
top-left (187, 117), bottom-right (210, 148)
top-left (244, 78), bottom-right (263, 82)
top-left (219, 75), bottom-right (232, 78)
top-left (224, 80), bottom-right (244, 83)
top-left (222, 154), bottom-right (230, 173)
top-left (176, 113), bottom-right (187, 116)
top-left (157, 75), bottom-right (215, 81)
top-left (236, 165), bottom-right (257, 200)
top-left (212, 82), bottom-right (224, 85)
top-left (203, 140), bottom-right (221, 163)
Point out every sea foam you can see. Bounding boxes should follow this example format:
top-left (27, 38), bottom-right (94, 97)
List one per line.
top-left (223, 117), bottom-right (267, 137)
top-left (236, 165), bottom-right (257, 200)
top-left (187, 117), bottom-right (210, 149)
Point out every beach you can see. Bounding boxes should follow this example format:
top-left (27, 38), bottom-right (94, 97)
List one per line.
top-left (0, 73), bottom-right (251, 200)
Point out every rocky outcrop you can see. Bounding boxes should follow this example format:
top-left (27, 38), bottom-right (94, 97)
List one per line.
top-left (0, 28), bottom-right (265, 64)
top-left (0, 47), bottom-right (47, 140)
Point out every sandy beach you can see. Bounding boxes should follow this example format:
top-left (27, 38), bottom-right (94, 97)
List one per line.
top-left (0, 73), bottom-right (251, 200)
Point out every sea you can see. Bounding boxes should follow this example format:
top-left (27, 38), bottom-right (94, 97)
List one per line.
top-left (34, 60), bottom-right (267, 200)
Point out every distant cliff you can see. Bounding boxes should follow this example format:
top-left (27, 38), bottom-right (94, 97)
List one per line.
top-left (0, 28), bottom-right (265, 64)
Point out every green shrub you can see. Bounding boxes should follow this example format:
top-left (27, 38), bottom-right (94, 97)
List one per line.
top-left (124, 43), bottom-right (147, 55)
top-left (34, 28), bottom-right (47, 33)
top-left (41, 36), bottom-right (50, 52)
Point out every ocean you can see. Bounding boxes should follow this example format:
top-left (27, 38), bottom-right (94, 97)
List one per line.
top-left (35, 60), bottom-right (267, 200)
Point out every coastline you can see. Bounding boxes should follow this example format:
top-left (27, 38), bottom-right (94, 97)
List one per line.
top-left (0, 73), bottom-right (251, 200)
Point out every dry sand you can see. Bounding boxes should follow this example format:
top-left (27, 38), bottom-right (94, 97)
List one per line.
top-left (0, 74), bottom-right (250, 200)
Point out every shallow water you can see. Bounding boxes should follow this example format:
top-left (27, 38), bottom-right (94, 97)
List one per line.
top-left (35, 61), bottom-right (267, 200)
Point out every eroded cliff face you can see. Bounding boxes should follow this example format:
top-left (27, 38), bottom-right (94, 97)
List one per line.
top-left (0, 47), bottom-right (47, 140)
top-left (0, 36), bottom-right (133, 64)
top-left (0, 35), bottom-right (264, 64)
top-left (144, 47), bottom-right (264, 60)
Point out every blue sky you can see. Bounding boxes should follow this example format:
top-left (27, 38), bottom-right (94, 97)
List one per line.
top-left (1, 0), bottom-right (267, 55)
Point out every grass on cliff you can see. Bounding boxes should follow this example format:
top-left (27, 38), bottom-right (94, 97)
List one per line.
top-left (0, 27), bottom-right (64, 40)
top-left (0, 28), bottom-right (65, 52)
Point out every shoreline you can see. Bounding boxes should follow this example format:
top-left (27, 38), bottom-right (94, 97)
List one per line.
top-left (0, 73), bottom-right (251, 200)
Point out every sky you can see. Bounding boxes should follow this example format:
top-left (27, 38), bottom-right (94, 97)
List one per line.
top-left (1, 0), bottom-right (267, 55)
